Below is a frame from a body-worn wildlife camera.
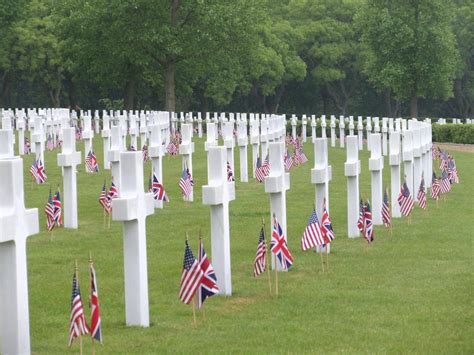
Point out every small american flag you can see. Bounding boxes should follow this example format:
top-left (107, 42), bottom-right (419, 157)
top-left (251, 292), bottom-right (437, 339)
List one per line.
top-left (382, 188), bottom-right (391, 227)
top-left (179, 167), bottom-right (193, 199)
top-left (166, 142), bottom-right (178, 155)
top-left (53, 188), bottom-right (63, 226)
top-left (45, 190), bottom-right (56, 231)
top-left (321, 202), bottom-right (335, 244)
top-left (447, 158), bottom-right (459, 184)
top-left (301, 208), bottom-right (325, 251)
top-left (68, 269), bottom-right (89, 346)
top-left (75, 126), bottom-right (82, 141)
top-left (284, 149), bottom-right (293, 171)
top-left (363, 201), bottom-right (375, 243)
top-left (128, 144), bottom-right (136, 152)
top-left (24, 136), bottom-right (31, 154)
top-left (440, 170), bottom-right (451, 194)
top-left (197, 239), bottom-right (219, 308)
top-left (253, 226), bottom-right (267, 277)
top-left (150, 171), bottom-right (169, 202)
top-left (270, 216), bottom-right (294, 270)
top-left (294, 147), bottom-right (308, 165)
top-left (85, 150), bottom-right (99, 173)
top-left (47, 133), bottom-right (54, 151)
top-left (417, 176), bottom-right (427, 209)
top-left (89, 261), bottom-right (102, 344)
top-left (99, 182), bottom-right (111, 214)
top-left (227, 161), bottom-right (234, 182)
top-left (179, 240), bottom-right (204, 304)
top-left (142, 144), bottom-right (149, 162)
top-left (431, 172), bottom-right (440, 200)
top-left (398, 181), bottom-right (414, 216)
top-left (255, 155), bottom-right (270, 183)
top-left (357, 200), bottom-right (365, 233)
top-left (30, 159), bottom-right (38, 182)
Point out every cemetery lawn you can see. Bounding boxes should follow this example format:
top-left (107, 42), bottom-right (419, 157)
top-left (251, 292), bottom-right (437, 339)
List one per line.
top-left (24, 136), bottom-right (473, 353)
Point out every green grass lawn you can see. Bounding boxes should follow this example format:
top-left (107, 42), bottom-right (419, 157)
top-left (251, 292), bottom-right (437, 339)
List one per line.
top-left (21, 135), bottom-right (473, 353)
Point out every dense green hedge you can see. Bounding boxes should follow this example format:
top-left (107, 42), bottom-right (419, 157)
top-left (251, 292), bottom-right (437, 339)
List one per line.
top-left (432, 124), bottom-right (474, 144)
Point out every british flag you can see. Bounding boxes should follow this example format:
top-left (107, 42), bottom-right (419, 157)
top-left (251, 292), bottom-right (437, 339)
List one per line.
top-left (357, 200), bottom-right (365, 234)
top-left (197, 239), bottom-right (219, 308)
top-left (35, 158), bottom-right (47, 184)
top-left (53, 188), bottom-right (63, 226)
top-left (382, 188), bottom-right (391, 227)
top-left (270, 216), bottom-right (294, 270)
top-left (253, 226), bottom-right (267, 277)
top-left (398, 181), bottom-right (414, 216)
top-left (89, 261), bottom-right (102, 343)
top-left (417, 176), bottom-right (427, 209)
top-left (321, 202), bottom-right (335, 244)
top-left (108, 180), bottom-right (119, 200)
top-left (99, 182), bottom-right (111, 214)
top-left (150, 171), bottom-right (169, 202)
top-left (45, 190), bottom-right (56, 231)
top-left (301, 208), bottom-right (325, 250)
top-left (363, 201), bottom-right (375, 243)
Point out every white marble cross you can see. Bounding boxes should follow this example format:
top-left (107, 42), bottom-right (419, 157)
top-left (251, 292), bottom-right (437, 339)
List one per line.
top-left (202, 146), bottom-right (236, 295)
top-left (366, 117), bottom-right (373, 151)
top-left (302, 115), bottom-right (307, 142)
top-left (222, 122), bottom-right (235, 174)
top-left (57, 128), bottom-right (81, 229)
top-left (149, 124), bottom-right (165, 209)
top-left (205, 122), bottom-right (217, 154)
top-left (197, 112), bottom-right (203, 138)
top-left (260, 118), bottom-right (269, 157)
top-left (250, 118), bottom-right (260, 178)
top-left (311, 115), bottom-right (317, 142)
top-left (112, 152), bottom-right (154, 327)
top-left (139, 114), bottom-right (148, 148)
top-left (179, 124), bottom-right (195, 202)
top-left (265, 141), bottom-right (290, 270)
top-left (369, 133), bottom-right (384, 225)
top-left (321, 115), bottom-right (327, 139)
top-left (291, 116), bottom-right (297, 141)
top-left (389, 131), bottom-right (401, 218)
top-left (0, 130), bottom-right (39, 355)
top-left (382, 117), bottom-right (388, 156)
top-left (349, 116), bottom-right (355, 136)
top-left (357, 116), bottom-right (363, 149)
top-left (339, 115), bottom-right (345, 148)
top-left (237, 119), bottom-right (248, 182)
top-left (344, 135), bottom-right (360, 238)
top-left (409, 120), bottom-right (422, 201)
top-left (32, 116), bottom-right (44, 167)
top-left (82, 115), bottom-right (94, 161)
top-left (402, 129), bottom-right (414, 195)
top-left (108, 125), bottom-right (123, 192)
top-left (94, 111), bottom-right (100, 134)
top-left (311, 138), bottom-right (332, 253)
top-left (330, 115), bottom-right (336, 147)
top-left (101, 114), bottom-right (111, 170)
top-left (424, 119), bottom-right (433, 187)
top-left (17, 115), bottom-right (26, 156)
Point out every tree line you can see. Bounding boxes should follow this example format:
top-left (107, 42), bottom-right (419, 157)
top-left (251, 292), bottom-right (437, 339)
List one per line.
top-left (0, 0), bottom-right (472, 118)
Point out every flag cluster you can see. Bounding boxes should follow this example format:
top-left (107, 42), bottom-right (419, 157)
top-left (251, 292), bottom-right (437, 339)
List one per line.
top-left (98, 180), bottom-right (120, 214)
top-left (30, 157), bottom-right (47, 184)
top-left (179, 166), bottom-right (193, 199)
top-left (255, 155), bottom-right (270, 182)
top-left (358, 200), bottom-right (375, 243)
top-left (301, 202), bottom-right (335, 251)
top-left (85, 150), bottom-right (99, 173)
top-left (44, 188), bottom-right (62, 231)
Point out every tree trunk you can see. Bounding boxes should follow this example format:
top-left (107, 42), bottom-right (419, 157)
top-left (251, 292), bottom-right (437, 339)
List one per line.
top-left (384, 89), bottom-right (393, 117)
top-left (164, 61), bottom-right (176, 112)
top-left (266, 85), bottom-right (285, 114)
top-left (0, 72), bottom-right (11, 107)
top-left (124, 79), bottom-right (136, 111)
top-left (65, 73), bottom-right (76, 109)
top-left (410, 93), bottom-right (418, 118)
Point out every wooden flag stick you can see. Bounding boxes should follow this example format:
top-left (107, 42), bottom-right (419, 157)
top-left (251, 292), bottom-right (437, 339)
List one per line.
top-left (263, 217), bottom-right (272, 295)
top-left (390, 224), bottom-right (393, 238)
top-left (275, 260), bottom-right (279, 297)
top-left (91, 336), bottom-right (95, 355)
top-left (192, 295), bottom-right (197, 326)
top-left (108, 213), bottom-right (111, 229)
top-left (320, 248), bottom-right (325, 272)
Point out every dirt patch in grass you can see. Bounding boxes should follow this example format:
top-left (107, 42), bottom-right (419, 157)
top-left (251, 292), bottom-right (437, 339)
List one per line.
top-left (433, 143), bottom-right (474, 153)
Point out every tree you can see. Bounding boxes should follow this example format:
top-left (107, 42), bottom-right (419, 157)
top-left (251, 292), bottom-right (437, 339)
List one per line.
top-left (358, 0), bottom-right (460, 117)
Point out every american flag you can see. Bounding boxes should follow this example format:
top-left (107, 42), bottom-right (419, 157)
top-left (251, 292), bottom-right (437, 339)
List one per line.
top-left (55, 133), bottom-right (62, 148)
top-left (150, 171), bottom-right (169, 202)
top-left (417, 176), bottom-right (427, 209)
top-left (432, 146), bottom-right (440, 160)
top-left (128, 144), bottom-right (136, 152)
top-left (285, 135), bottom-right (295, 146)
top-left (321, 202), bottom-right (335, 244)
top-left (255, 155), bottom-right (270, 183)
top-left (363, 201), bottom-right (375, 243)
top-left (270, 216), bottom-right (294, 270)
top-left (179, 240), bottom-right (204, 304)
top-left (47, 133), bottom-right (54, 151)
top-left (34, 158), bottom-right (47, 184)
top-left (357, 200), bottom-right (365, 233)
top-left (24, 136), bottom-right (31, 154)
top-left (45, 190), bottom-right (56, 231)
top-left (227, 161), bottom-right (234, 182)
top-left (440, 170), bottom-right (451, 194)
top-left (294, 147), bottom-right (308, 165)
top-left (30, 159), bottom-right (38, 182)
top-left (89, 262), bottom-right (102, 344)
top-left (68, 269), bottom-right (89, 346)
top-left (431, 172), bottom-right (440, 200)
top-left (166, 141), bottom-right (178, 155)
top-left (179, 167), bottom-right (193, 199)
top-left (398, 181), bottom-right (414, 216)
top-left (142, 144), bottom-right (149, 162)
top-left (99, 182), bottom-right (111, 214)
top-left (53, 188), bottom-right (63, 226)
top-left (85, 150), bottom-right (99, 173)
top-left (253, 226), bottom-right (267, 277)
top-left (382, 188), bottom-right (391, 227)
top-left (75, 126), bottom-right (82, 141)
top-left (197, 239), bottom-right (219, 308)
top-left (284, 149), bottom-right (293, 171)
top-left (108, 180), bottom-right (119, 200)
top-left (301, 208), bottom-right (325, 250)
top-left (447, 158), bottom-right (459, 184)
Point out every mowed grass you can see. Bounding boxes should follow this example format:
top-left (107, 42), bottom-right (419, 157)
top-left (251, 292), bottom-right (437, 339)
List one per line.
top-left (20, 134), bottom-right (473, 353)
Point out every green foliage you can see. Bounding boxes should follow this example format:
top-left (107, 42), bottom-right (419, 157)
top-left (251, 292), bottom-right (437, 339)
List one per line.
top-left (432, 124), bottom-right (474, 144)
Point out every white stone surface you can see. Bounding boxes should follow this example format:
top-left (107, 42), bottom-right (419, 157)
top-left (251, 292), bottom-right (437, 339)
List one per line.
top-left (202, 146), bottom-right (235, 295)
top-left (179, 124), bottom-right (195, 202)
top-left (344, 136), bottom-right (360, 238)
top-left (369, 133), bottom-right (384, 225)
top-left (389, 131), bottom-right (401, 218)
top-left (402, 130), bottom-right (414, 198)
top-left (108, 125), bottom-right (123, 193)
top-left (237, 120), bottom-right (248, 182)
top-left (149, 124), bottom-right (165, 209)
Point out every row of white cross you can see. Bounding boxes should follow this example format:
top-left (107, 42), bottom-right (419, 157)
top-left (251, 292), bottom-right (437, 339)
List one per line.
top-left (0, 108), bottom-right (432, 355)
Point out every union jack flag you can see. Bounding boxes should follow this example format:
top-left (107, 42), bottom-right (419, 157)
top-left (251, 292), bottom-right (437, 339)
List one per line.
top-left (227, 161), bottom-right (234, 182)
top-left (150, 171), bottom-right (169, 202)
top-left (417, 176), bottom-right (427, 209)
top-left (179, 166), bottom-right (193, 199)
top-left (179, 240), bottom-right (204, 304)
top-left (301, 208), bottom-right (325, 250)
top-left (398, 181), bottom-right (414, 216)
top-left (53, 188), bottom-right (63, 226)
top-left (197, 239), bottom-right (219, 308)
top-left (89, 261), bottom-right (102, 344)
top-left (321, 202), bottom-right (335, 244)
top-left (440, 170), bottom-right (451, 194)
top-left (431, 172), bottom-right (440, 200)
top-left (32, 158), bottom-right (47, 184)
top-left (68, 269), bottom-right (89, 346)
top-left (253, 226), bottom-right (267, 277)
top-left (98, 182), bottom-right (111, 214)
top-left (108, 180), bottom-right (119, 200)
top-left (382, 188), bottom-right (391, 227)
top-left (363, 201), bottom-right (375, 243)
top-left (270, 216), bottom-right (294, 270)
top-left (255, 155), bottom-right (270, 183)
top-left (85, 150), bottom-right (99, 173)
top-left (45, 190), bottom-right (56, 231)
